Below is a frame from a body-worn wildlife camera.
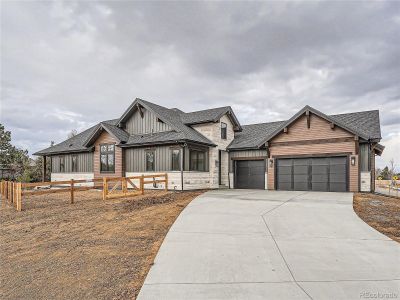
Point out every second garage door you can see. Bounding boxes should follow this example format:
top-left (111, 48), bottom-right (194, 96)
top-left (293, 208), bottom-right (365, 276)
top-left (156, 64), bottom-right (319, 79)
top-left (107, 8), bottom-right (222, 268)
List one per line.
top-left (235, 160), bottom-right (265, 189)
top-left (276, 156), bottom-right (348, 192)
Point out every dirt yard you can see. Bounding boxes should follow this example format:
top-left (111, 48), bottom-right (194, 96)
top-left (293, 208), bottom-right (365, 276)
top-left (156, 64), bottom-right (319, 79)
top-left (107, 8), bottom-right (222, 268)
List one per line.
top-left (353, 193), bottom-right (400, 243)
top-left (0, 189), bottom-right (204, 300)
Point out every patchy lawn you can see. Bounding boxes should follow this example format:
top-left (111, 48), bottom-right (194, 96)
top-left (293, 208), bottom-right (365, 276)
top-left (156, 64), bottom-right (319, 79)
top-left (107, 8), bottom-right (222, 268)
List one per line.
top-left (353, 193), bottom-right (400, 243)
top-left (0, 189), bottom-right (204, 299)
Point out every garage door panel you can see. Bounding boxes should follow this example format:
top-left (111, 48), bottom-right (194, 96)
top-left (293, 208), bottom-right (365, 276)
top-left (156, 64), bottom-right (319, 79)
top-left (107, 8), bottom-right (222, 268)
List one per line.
top-left (277, 156), bottom-right (347, 192)
top-left (235, 160), bottom-right (265, 189)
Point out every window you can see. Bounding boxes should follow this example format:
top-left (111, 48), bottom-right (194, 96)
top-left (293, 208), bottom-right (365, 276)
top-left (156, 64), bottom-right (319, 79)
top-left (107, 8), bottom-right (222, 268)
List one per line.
top-left (72, 155), bottom-right (78, 172)
top-left (100, 144), bottom-right (115, 172)
top-left (190, 150), bottom-right (206, 171)
top-left (60, 156), bottom-right (65, 173)
top-left (146, 151), bottom-right (155, 171)
top-left (221, 122), bottom-right (227, 139)
top-left (171, 149), bottom-right (180, 171)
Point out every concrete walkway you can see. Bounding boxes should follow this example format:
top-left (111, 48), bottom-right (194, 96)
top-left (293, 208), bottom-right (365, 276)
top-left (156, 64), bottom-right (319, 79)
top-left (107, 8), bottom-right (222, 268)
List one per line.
top-left (138, 190), bottom-right (400, 300)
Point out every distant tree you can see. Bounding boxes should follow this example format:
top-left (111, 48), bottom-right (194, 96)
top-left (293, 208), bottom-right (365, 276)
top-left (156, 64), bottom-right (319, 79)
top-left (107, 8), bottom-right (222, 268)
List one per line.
top-left (67, 129), bottom-right (78, 139)
top-left (379, 166), bottom-right (390, 180)
top-left (388, 159), bottom-right (396, 185)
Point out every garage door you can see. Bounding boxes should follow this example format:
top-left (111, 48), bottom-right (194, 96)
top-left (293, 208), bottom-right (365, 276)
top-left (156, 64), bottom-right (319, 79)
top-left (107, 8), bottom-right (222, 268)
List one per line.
top-left (276, 157), bottom-right (347, 192)
top-left (235, 160), bottom-right (265, 189)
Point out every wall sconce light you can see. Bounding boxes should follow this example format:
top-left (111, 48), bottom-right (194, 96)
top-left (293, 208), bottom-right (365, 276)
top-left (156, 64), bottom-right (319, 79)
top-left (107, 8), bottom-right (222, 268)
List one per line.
top-left (350, 156), bottom-right (356, 166)
top-left (269, 159), bottom-right (274, 168)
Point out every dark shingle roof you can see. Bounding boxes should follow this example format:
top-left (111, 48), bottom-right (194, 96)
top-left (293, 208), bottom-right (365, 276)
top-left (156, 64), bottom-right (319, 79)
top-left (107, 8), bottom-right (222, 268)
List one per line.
top-left (228, 108), bottom-right (382, 150)
top-left (180, 106), bottom-right (230, 124)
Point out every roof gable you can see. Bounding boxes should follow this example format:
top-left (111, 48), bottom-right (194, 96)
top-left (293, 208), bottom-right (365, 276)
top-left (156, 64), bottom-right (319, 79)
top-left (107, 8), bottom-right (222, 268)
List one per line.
top-left (83, 122), bottom-right (129, 147)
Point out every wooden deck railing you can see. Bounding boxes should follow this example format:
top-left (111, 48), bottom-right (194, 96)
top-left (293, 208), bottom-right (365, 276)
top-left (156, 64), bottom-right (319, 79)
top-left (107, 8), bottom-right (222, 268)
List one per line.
top-left (0, 173), bottom-right (168, 212)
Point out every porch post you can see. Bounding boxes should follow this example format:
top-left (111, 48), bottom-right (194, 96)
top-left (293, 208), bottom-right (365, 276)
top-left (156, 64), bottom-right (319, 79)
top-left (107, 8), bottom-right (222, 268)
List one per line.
top-left (42, 156), bottom-right (47, 182)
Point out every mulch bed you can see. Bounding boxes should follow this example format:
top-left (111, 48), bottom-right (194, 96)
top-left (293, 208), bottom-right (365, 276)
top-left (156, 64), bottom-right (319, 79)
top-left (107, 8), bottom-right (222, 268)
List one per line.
top-left (0, 189), bottom-right (204, 299)
top-left (353, 193), bottom-right (400, 243)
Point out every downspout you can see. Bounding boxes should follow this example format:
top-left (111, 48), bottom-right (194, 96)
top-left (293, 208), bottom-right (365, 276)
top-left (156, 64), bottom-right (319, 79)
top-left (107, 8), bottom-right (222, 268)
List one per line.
top-left (227, 149), bottom-right (231, 189)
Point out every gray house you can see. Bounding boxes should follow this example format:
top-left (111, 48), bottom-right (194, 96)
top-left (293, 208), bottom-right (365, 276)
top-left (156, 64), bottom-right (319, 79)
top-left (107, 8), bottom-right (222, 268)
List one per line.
top-left (35, 98), bottom-right (384, 192)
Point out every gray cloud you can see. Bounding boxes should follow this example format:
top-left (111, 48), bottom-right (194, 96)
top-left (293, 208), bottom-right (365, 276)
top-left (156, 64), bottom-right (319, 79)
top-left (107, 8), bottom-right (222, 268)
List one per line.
top-left (1, 1), bottom-right (400, 169)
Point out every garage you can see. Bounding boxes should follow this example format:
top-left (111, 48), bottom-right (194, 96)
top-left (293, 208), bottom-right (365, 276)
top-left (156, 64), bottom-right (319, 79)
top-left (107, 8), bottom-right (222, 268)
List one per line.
top-left (276, 156), bottom-right (348, 192)
top-left (235, 160), bottom-right (265, 189)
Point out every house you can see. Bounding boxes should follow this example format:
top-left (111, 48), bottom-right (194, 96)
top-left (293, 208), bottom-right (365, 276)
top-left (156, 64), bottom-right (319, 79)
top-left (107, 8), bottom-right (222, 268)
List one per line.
top-left (34, 98), bottom-right (384, 192)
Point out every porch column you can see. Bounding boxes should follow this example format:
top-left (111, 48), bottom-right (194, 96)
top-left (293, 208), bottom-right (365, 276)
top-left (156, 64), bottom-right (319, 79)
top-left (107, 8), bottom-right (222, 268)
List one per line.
top-left (42, 156), bottom-right (47, 182)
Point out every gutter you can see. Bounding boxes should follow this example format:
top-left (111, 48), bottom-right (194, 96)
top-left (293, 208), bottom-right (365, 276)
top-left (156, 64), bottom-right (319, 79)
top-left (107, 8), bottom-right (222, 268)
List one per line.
top-left (33, 146), bottom-right (95, 156)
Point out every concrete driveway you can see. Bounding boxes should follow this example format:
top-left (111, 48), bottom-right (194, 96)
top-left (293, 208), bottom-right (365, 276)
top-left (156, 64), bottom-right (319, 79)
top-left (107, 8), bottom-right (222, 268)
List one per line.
top-left (138, 190), bottom-right (400, 300)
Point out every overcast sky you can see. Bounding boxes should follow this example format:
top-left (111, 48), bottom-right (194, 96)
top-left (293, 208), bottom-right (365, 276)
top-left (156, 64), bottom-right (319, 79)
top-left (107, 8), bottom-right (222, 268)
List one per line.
top-left (1, 1), bottom-right (399, 169)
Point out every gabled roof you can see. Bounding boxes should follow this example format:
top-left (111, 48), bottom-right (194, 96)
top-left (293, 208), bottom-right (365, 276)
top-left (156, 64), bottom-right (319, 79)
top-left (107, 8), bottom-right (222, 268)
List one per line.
top-left (228, 107), bottom-right (382, 150)
top-left (33, 119), bottom-right (118, 156)
top-left (255, 105), bottom-right (381, 148)
top-left (83, 122), bottom-right (130, 147)
top-left (180, 106), bottom-right (242, 131)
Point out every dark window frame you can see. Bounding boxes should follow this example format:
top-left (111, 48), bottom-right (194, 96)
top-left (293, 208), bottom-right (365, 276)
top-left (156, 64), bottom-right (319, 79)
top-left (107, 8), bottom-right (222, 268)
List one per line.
top-left (189, 149), bottom-right (207, 172)
top-left (145, 150), bottom-right (155, 172)
top-left (71, 154), bottom-right (78, 173)
top-left (100, 143), bottom-right (115, 173)
top-left (221, 122), bottom-right (227, 139)
top-left (60, 156), bottom-right (65, 173)
top-left (171, 149), bottom-right (181, 171)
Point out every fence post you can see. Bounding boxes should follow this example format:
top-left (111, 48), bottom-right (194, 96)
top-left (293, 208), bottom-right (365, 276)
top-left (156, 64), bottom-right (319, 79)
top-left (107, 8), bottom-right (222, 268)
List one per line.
top-left (70, 179), bottom-right (74, 204)
top-left (102, 177), bottom-right (108, 200)
top-left (122, 177), bottom-right (127, 195)
top-left (11, 182), bottom-right (14, 204)
top-left (164, 173), bottom-right (168, 191)
top-left (16, 182), bottom-right (22, 212)
top-left (140, 175), bottom-right (144, 195)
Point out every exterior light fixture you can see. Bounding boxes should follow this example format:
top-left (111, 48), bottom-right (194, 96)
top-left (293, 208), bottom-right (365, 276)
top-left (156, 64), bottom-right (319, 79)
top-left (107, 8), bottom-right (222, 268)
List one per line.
top-left (350, 156), bottom-right (356, 166)
top-left (269, 159), bottom-right (274, 168)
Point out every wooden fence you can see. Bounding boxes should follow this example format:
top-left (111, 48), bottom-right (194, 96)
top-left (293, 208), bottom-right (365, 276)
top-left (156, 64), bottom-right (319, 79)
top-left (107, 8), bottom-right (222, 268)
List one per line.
top-left (0, 173), bottom-right (168, 212)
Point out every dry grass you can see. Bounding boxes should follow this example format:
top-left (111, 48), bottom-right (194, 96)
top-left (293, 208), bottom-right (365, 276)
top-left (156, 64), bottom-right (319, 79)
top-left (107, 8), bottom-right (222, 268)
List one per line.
top-left (353, 193), bottom-right (400, 243)
top-left (0, 189), bottom-right (204, 300)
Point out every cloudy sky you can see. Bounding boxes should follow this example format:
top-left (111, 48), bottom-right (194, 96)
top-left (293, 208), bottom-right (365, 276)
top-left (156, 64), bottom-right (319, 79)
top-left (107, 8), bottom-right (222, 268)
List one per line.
top-left (1, 1), bottom-right (399, 169)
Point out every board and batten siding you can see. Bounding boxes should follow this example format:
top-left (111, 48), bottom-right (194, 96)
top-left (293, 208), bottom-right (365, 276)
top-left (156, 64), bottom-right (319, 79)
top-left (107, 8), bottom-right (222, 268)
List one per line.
top-left (229, 149), bottom-right (268, 172)
top-left (93, 131), bottom-right (123, 179)
top-left (125, 146), bottom-right (181, 172)
top-left (51, 152), bottom-right (93, 173)
top-left (125, 107), bottom-right (172, 135)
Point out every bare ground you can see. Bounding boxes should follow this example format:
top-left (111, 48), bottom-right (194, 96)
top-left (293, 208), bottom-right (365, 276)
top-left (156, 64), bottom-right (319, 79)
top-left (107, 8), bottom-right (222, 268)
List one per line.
top-left (353, 193), bottom-right (400, 243)
top-left (0, 189), bottom-right (204, 300)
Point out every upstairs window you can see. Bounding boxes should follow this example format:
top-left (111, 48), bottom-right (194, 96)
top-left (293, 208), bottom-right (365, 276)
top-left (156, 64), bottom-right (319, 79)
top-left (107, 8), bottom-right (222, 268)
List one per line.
top-left (100, 144), bottom-right (115, 172)
top-left (146, 150), bottom-right (155, 171)
top-left (71, 155), bottom-right (78, 172)
top-left (60, 156), bottom-right (65, 173)
top-left (190, 150), bottom-right (206, 171)
top-left (221, 122), bottom-right (227, 139)
top-left (171, 149), bottom-right (180, 171)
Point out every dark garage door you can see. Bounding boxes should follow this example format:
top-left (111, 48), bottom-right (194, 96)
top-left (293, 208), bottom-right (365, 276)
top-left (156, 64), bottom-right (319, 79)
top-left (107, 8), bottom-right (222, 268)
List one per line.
top-left (235, 160), bottom-right (265, 189)
top-left (276, 157), bottom-right (347, 192)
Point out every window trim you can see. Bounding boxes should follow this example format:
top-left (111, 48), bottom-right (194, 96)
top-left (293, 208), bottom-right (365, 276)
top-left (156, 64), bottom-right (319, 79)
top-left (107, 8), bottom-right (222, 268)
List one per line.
top-left (221, 122), bottom-right (227, 140)
top-left (71, 154), bottom-right (78, 173)
top-left (145, 150), bottom-right (155, 172)
top-left (171, 149), bottom-right (181, 171)
top-left (189, 149), bottom-right (207, 172)
top-left (100, 143), bottom-right (115, 173)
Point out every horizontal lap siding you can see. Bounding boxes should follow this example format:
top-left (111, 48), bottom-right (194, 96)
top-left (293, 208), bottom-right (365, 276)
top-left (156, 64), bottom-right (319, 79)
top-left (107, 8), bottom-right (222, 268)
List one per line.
top-left (268, 114), bottom-right (359, 192)
top-left (229, 149), bottom-right (268, 172)
top-left (51, 152), bottom-right (93, 173)
top-left (93, 131), bottom-right (123, 179)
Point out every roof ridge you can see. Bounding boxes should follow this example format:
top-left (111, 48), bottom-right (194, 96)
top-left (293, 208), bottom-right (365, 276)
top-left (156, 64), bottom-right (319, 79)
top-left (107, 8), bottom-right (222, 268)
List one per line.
top-left (329, 109), bottom-right (379, 116)
top-left (184, 106), bottom-right (231, 114)
top-left (242, 120), bottom-right (286, 127)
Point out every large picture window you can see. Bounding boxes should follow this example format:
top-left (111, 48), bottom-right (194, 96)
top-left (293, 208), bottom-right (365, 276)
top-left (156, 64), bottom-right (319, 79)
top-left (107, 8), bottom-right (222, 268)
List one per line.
top-left (221, 122), bottom-right (227, 139)
top-left (190, 150), bottom-right (206, 171)
top-left (100, 144), bottom-right (115, 172)
top-left (60, 156), bottom-right (65, 173)
top-left (171, 149), bottom-right (180, 171)
top-left (72, 155), bottom-right (78, 172)
top-left (146, 151), bottom-right (155, 171)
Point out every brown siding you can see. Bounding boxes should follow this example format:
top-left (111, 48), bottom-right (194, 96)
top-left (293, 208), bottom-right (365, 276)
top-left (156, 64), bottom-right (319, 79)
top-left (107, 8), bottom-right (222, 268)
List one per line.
top-left (268, 114), bottom-right (359, 192)
top-left (93, 131), bottom-right (123, 179)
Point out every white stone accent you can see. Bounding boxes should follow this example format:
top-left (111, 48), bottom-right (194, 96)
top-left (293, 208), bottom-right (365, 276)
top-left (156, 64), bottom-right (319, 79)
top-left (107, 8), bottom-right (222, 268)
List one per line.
top-left (125, 172), bottom-right (212, 190)
top-left (229, 172), bottom-right (234, 188)
top-left (360, 172), bottom-right (371, 192)
top-left (51, 173), bottom-right (94, 186)
top-left (192, 114), bottom-right (235, 189)
top-left (265, 173), bottom-right (268, 190)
